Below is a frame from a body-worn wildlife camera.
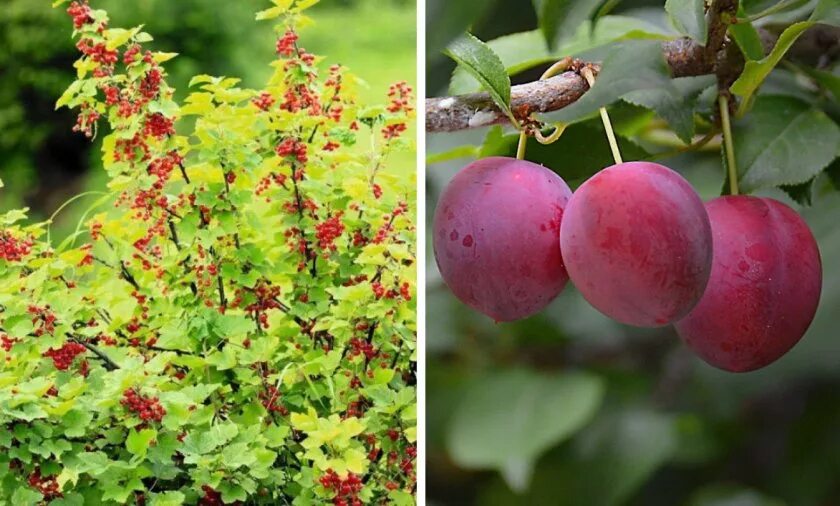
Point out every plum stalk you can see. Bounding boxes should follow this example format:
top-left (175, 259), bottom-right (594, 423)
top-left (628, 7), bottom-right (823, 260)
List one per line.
top-left (718, 94), bottom-right (739, 195)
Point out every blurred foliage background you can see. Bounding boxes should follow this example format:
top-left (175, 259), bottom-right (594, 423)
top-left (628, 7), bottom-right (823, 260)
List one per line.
top-left (426, 1), bottom-right (840, 505)
top-left (0, 0), bottom-right (415, 238)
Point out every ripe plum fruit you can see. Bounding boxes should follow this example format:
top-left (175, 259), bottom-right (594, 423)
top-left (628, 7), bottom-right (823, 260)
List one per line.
top-left (675, 195), bottom-right (821, 372)
top-left (433, 156), bottom-right (572, 321)
top-left (560, 161), bottom-right (713, 326)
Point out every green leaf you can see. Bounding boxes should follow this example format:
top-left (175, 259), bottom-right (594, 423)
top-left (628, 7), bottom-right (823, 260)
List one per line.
top-left (445, 33), bottom-right (515, 123)
top-left (728, 8), bottom-right (765, 61)
top-left (688, 484), bottom-right (786, 506)
top-left (731, 0), bottom-right (838, 115)
top-left (726, 95), bottom-right (840, 193)
top-left (478, 115), bottom-right (651, 184)
top-left (126, 428), bottom-right (157, 458)
top-left (665, 0), bottom-right (708, 44)
top-left (543, 40), bottom-right (674, 124)
top-left (148, 491), bottom-right (186, 506)
top-left (623, 75), bottom-right (715, 143)
top-left (446, 368), bottom-right (604, 489)
top-left (449, 17), bottom-right (671, 95)
top-left (568, 410), bottom-right (678, 505)
top-left (426, 145), bottom-right (480, 165)
top-left (798, 66), bottom-right (840, 102)
top-left (532, 0), bottom-right (601, 49)
top-left (427, 0), bottom-right (498, 59)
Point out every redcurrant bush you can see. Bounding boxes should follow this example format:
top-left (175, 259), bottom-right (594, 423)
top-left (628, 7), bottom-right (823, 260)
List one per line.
top-left (0, 1), bottom-right (416, 504)
top-left (675, 196), bottom-right (822, 372)
top-left (433, 156), bottom-right (572, 321)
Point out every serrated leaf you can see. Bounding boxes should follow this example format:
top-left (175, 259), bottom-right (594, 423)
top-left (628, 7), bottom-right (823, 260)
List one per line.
top-left (445, 33), bottom-right (514, 123)
top-left (623, 75), bottom-right (715, 143)
top-left (449, 17), bottom-right (671, 95)
top-left (666, 0), bottom-right (708, 43)
top-left (532, 0), bottom-right (601, 49)
top-left (447, 369), bottom-right (604, 488)
top-left (543, 40), bottom-right (674, 124)
top-left (727, 95), bottom-right (840, 193)
top-left (731, 0), bottom-right (837, 115)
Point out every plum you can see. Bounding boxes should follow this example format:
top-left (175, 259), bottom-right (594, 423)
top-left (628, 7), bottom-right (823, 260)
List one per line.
top-left (675, 196), bottom-right (821, 372)
top-left (433, 156), bottom-right (573, 321)
top-left (559, 161), bottom-right (713, 326)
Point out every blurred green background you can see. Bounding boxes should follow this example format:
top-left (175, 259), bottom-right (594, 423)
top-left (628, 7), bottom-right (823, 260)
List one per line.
top-left (426, 1), bottom-right (840, 505)
top-left (0, 0), bottom-right (416, 238)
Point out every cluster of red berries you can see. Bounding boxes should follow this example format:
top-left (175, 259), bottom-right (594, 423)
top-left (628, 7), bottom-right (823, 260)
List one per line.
top-left (252, 91), bottom-right (275, 111)
top-left (75, 39), bottom-right (119, 65)
top-left (139, 68), bottom-right (162, 100)
top-left (382, 123), bottom-right (407, 140)
top-left (259, 385), bottom-right (289, 415)
top-left (28, 305), bottom-right (57, 336)
top-left (66, 1), bottom-right (93, 29)
top-left (28, 468), bottom-right (61, 499)
top-left (315, 213), bottom-right (345, 253)
top-left (342, 274), bottom-right (369, 287)
top-left (371, 281), bottom-right (410, 301)
top-left (256, 172), bottom-right (288, 200)
top-left (276, 138), bottom-right (308, 163)
top-left (43, 342), bottom-right (87, 370)
top-left (372, 183), bottom-right (383, 199)
top-left (319, 470), bottom-right (363, 506)
top-left (275, 29), bottom-right (299, 57)
top-left (348, 337), bottom-right (378, 361)
top-left (1, 334), bottom-right (17, 352)
top-left (72, 105), bottom-right (101, 138)
top-left (121, 388), bottom-right (166, 422)
top-left (0, 231), bottom-right (33, 262)
top-left (386, 81), bottom-right (413, 114)
top-left (144, 113), bottom-right (175, 139)
top-left (198, 485), bottom-right (223, 506)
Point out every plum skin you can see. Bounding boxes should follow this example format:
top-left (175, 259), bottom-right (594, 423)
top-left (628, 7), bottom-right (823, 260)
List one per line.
top-left (433, 156), bottom-right (573, 322)
top-left (559, 161), bottom-right (713, 327)
top-left (675, 196), bottom-right (822, 372)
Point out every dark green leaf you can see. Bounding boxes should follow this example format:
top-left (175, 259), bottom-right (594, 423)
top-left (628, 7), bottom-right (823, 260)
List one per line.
top-left (729, 8), bottom-right (765, 61)
top-left (623, 75), bottom-right (715, 143)
top-left (445, 33), bottom-right (514, 122)
top-left (665, 0), bottom-right (708, 44)
top-left (688, 484), bottom-right (786, 506)
top-left (543, 40), bottom-right (675, 124)
top-left (726, 95), bottom-right (840, 193)
top-left (478, 117), bottom-right (651, 185)
top-left (781, 178), bottom-right (815, 205)
top-left (449, 17), bottom-right (672, 94)
top-left (532, 0), bottom-right (601, 49)
top-left (446, 369), bottom-right (604, 489)
top-left (427, 0), bottom-right (498, 59)
top-left (798, 66), bottom-right (840, 102)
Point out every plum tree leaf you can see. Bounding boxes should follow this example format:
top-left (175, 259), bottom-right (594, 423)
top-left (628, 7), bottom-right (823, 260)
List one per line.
top-left (726, 95), bottom-right (840, 193)
top-left (446, 368), bottom-right (604, 490)
top-left (427, 0), bottom-right (498, 60)
top-left (543, 40), bottom-right (675, 124)
top-left (477, 115), bottom-right (651, 185)
top-left (623, 75), bottom-right (715, 144)
top-left (731, 0), bottom-right (840, 115)
top-left (728, 7), bottom-right (765, 60)
top-left (532, 0), bottom-right (601, 49)
top-left (449, 17), bottom-right (672, 95)
top-left (665, 0), bottom-right (708, 44)
top-left (445, 33), bottom-right (515, 123)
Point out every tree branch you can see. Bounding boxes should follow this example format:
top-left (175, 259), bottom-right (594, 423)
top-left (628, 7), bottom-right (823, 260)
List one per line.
top-left (426, 26), bottom-right (839, 133)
